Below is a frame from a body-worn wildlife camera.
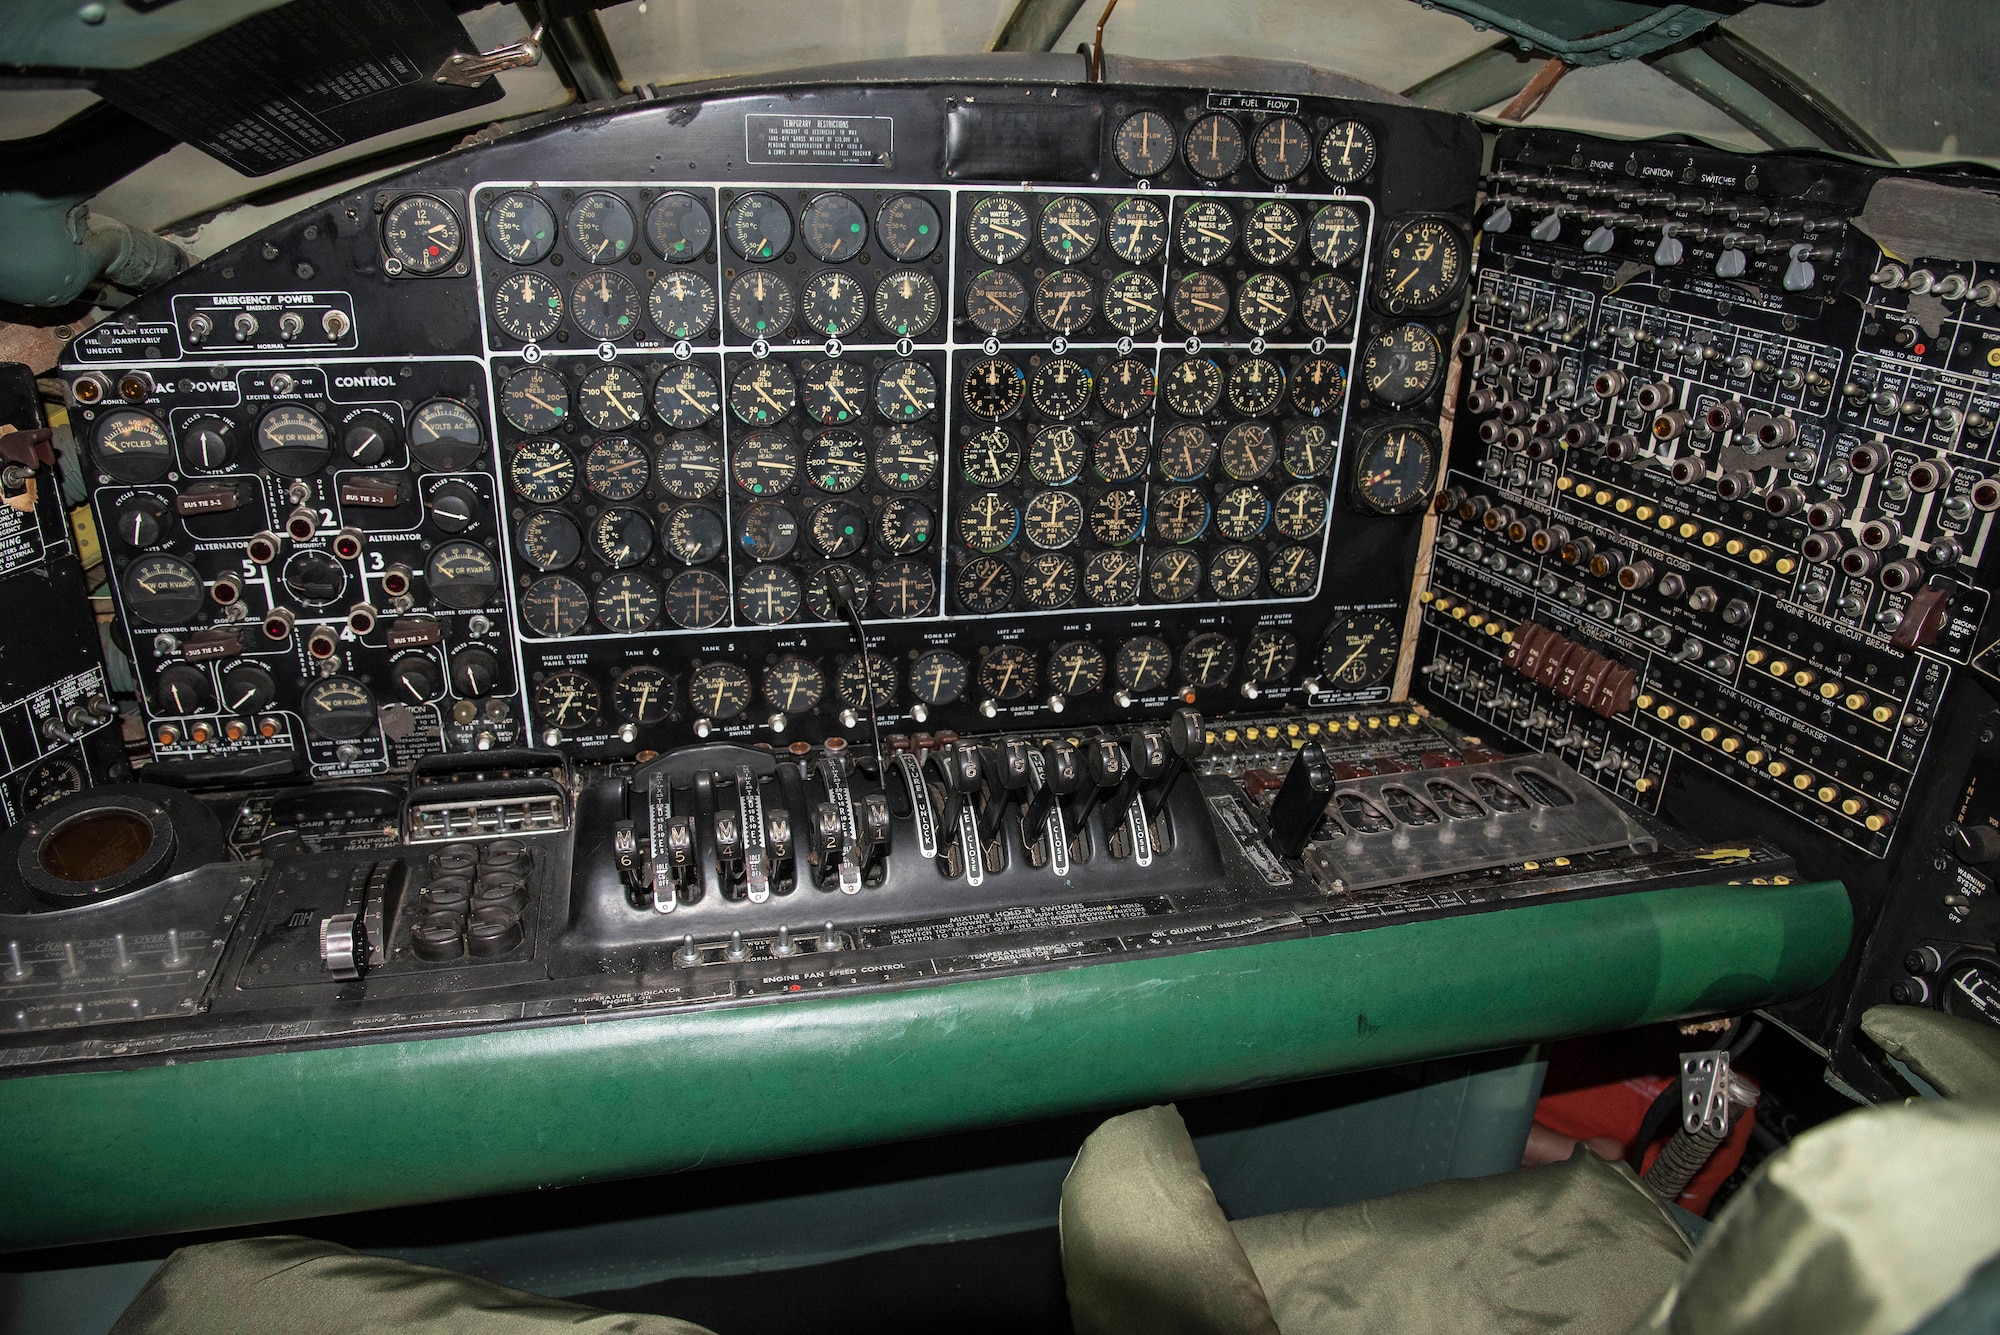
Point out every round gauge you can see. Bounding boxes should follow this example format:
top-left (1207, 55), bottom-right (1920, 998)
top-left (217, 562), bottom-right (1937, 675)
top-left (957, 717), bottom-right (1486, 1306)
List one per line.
top-left (1310, 205), bottom-right (1365, 266)
top-left (910, 650), bottom-right (968, 705)
top-left (408, 399), bottom-right (483, 471)
top-left (1023, 490), bottom-right (1084, 549)
top-left (1080, 547), bottom-right (1144, 603)
top-left (730, 430), bottom-right (797, 495)
top-left (1176, 200), bottom-right (1237, 266)
top-left (220, 662), bottom-right (277, 714)
top-left (1283, 421), bottom-right (1333, 478)
top-left (591, 506), bottom-right (656, 568)
top-left (1152, 485), bottom-right (1209, 544)
top-left (1162, 357), bottom-right (1222, 417)
top-left (765, 657), bottom-right (826, 714)
top-left (19, 757), bottom-right (84, 812)
top-left (966, 269), bottom-right (1029, 336)
top-left (726, 269), bottom-right (796, 338)
top-left (725, 192), bottom-right (792, 261)
top-left (1021, 551), bottom-right (1079, 609)
top-left (1172, 272), bottom-right (1230, 335)
top-left (521, 573), bottom-right (590, 637)
top-left (648, 270), bottom-right (718, 340)
top-left (1274, 483), bottom-right (1328, 539)
top-left (1237, 274), bottom-right (1296, 335)
top-left (808, 498), bottom-right (869, 558)
top-left (596, 572), bottom-right (662, 632)
top-left (1115, 636), bottom-right (1174, 693)
top-left (1093, 424), bottom-right (1147, 483)
top-left (736, 564), bottom-right (803, 624)
top-left (1039, 196), bottom-right (1100, 265)
top-left (1181, 633), bottom-right (1239, 687)
top-left (1102, 271), bottom-right (1163, 336)
top-left (651, 363), bottom-right (720, 429)
top-left (1097, 358), bottom-right (1156, 419)
top-left (535, 672), bottom-right (602, 733)
top-left (978, 646), bottom-right (1037, 702)
top-left (484, 191), bottom-right (556, 264)
top-left (803, 270), bottom-right (868, 337)
top-left (967, 196), bottom-right (1032, 265)
top-left (1363, 324), bottom-right (1443, 405)
top-left (805, 429), bottom-right (867, 493)
top-left (1246, 630), bottom-right (1299, 684)
top-left (689, 662), bottom-right (753, 720)
top-left (1148, 549), bottom-right (1203, 601)
top-left (571, 270), bottom-right (642, 341)
top-left (875, 428), bottom-right (939, 491)
top-left (1029, 358), bottom-right (1093, 418)
top-left (1352, 420), bottom-right (1440, 515)
top-left (957, 555), bottom-right (1015, 613)
top-left (93, 410), bottom-right (172, 482)
top-left (493, 270), bottom-right (563, 341)
top-left (665, 504), bottom-right (727, 563)
top-left (1227, 358), bottom-right (1286, 416)
top-left (510, 440), bottom-right (575, 503)
top-left (877, 194), bottom-right (942, 261)
top-left (121, 553), bottom-right (205, 626)
top-left (1114, 110), bottom-right (1176, 176)
top-left (1375, 218), bottom-right (1466, 316)
top-left (1033, 270), bottom-right (1095, 335)
top-left (1253, 117), bottom-right (1312, 181)
top-left (383, 194), bottom-right (461, 273)
top-left (838, 654), bottom-right (899, 709)
top-left (516, 509), bottom-right (582, 571)
top-left (567, 192), bottom-right (636, 263)
top-left (805, 562), bottom-right (871, 620)
top-left (1301, 274), bottom-right (1356, 336)
top-left (1048, 640), bottom-right (1107, 695)
top-left (255, 404), bottom-right (332, 476)
top-left (959, 491), bottom-right (1020, 553)
top-left (657, 431), bottom-right (723, 498)
top-left (1208, 545), bottom-right (1262, 599)
top-left (1267, 543), bottom-right (1319, 596)
top-left (1215, 484), bottom-right (1271, 541)
top-left (1244, 201), bottom-right (1302, 265)
top-left (665, 568), bottom-right (729, 628)
top-left (646, 191), bottom-right (712, 262)
top-left (578, 364), bottom-right (646, 430)
top-left (614, 666), bottom-right (676, 723)
top-left (1088, 488), bottom-right (1145, 546)
top-left (1157, 423), bottom-right (1215, 482)
top-left (1319, 120), bottom-right (1378, 183)
top-left (302, 676), bottom-right (380, 741)
top-left (728, 360), bottom-right (797, 426)
top-left (872, 557), bottom-right (937, 617)
top-left (962, 358), bottom-right (1026, 420)
top-left (876, 270), bottom-right (941, 338)
top-left (1220, 422), bottom-right (1278, 480)
top-left (962, 426), bottom-right (1021, 485)
top-left (1320, 612), bottom-right (1398, 686)
top-left (501, 365), bottom-right (569, 433)
top-left (736, 499), bottom-right (799, 560)
top-left (800, 358), bottom-right (869, 426)
top-left (1184, 114), bottom-right (1245, 178)
top-left (801, 193), bottom-right (868, 263)
top-left (1289, 357), bottom-right (1347, 416)
top-left (874, 359), bottom-right (938, 422)
top-left (1030, 424), bottom-right (1087, 485)
top-left (584, 435), bottom-right (650, 500)
top-left (1108, 197), bottom-right (1167, 264)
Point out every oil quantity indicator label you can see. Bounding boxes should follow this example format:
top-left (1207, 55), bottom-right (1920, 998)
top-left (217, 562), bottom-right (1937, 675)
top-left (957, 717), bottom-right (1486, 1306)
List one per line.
top-left (746, 114), bottom-right (893, 166)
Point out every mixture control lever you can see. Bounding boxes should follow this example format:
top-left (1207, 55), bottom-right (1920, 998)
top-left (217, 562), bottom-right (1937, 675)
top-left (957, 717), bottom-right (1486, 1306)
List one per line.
top-left (660, 815), bottom-right (698, 909)
top-left (1148, 709), bottom-right (1208, 815)
top-left (1268, 740), bottom-right (1336, 859)
top-left (859, 792), bottom-right (891, 885)
top-left (765, 809), bottom-right (794, 894)
top-left (812, 801), bottom-right (844, 890)
top-left (926, 743), bottom-right (984, 871)
top-left (1066, 736), bottom-right (1129, 856)
top-left (713, 809), bottom-right (745, 895)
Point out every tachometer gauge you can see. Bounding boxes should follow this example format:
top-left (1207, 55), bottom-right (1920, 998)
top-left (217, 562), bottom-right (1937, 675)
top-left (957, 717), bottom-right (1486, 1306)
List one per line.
top-left (1318, 120), bottom-right (1377, 183)
top-left (876, 270), bottom-right (941, 337)
top-left (1215, 484), bottom-right (1271, 541)
top-left (874, 359), bottom-right (938, 422)
top-left (1108, 197), bottom-right (1167, 264)
top-left (521, 574), bottom-right (590, 637)
top-left (1236, 274), bottom-right (1295, 336)
top-left (808, 498), bottom-right (869, 558)
top-left (1245, 630), bottom-right (1299, 685)
top-left (1374, 218), bottom-right (1466, 316)
top-left (725, 192), bottom-right (792, 261)
top-left (1319, 612), bottom-right (1397, 687)
top-left (1171, 272), bottom-right (1230, 335)
top-left (966, 269), bottom-right (1028, 336)
top-left (1152, 485), bottom-right (1209, 543)
top-left (1093, 424), bottom-right (1147, 483)
top-left (534, 672), bottom-right (601, 731)
top-left (1183, 114), bottom-right (1245, 179)
top-left (657, 431), bottom-right (723, 498)
top-left (961, 358), bottom-right (1025, 420)
top-left (567, 191), bottom-right (636, 263)
top-left (876, 497), bottom-right (934, 554)
top-left (516, 509), bottom-right (582, 571)
top-left (1034, 270), bottom-right (1095, 335)
top-left (872, 558), bottom-right (936, 617)
top-left (764, 656), bottom-right (826, 713)
top-left (664, 504), bottom-right (727, 563)
top-left (665, 569), bottom-right (729, 628)
top-left (1301, 274), bottom-right (1356, 336)
top-left (383, 194), bottom-right (461, 273)
top-left (1310, 205), bottom-right (1365, 266)
top-left (1226, 357), bottom-right (1286, 416)
top-left (1039, 196), bottom-right (1100, 265)
top-left (838, 654), bottom-right (899, 708)
top-left (614, 666), bottom-right (676, 724)
top-left (958, 491), bottom-right (1020, 553)
top-left (876, 194), bottom-right (942, 261)
top-left (1253, 117), bottom-right (1312, 182)
top-left (1289, 356), bottom-right (1347, 416)
top-left (1180, 633), bottom-right (1238, 687)
top-left (1102, 271), bottom-right (1163, 335)
top-left (1148, 549), bottom-right (1203, 601)
top-left (1267, 543), bottom-right (1319, 596)
top-left (648, 270), bottom-right (717, 340)
top-left (1113, 109), bottom-right (1176, 177)
top-left (1220, 422), bottom-right (1278, 480)
top-left (492, 271), bottom-right (562, 341)
top-left (728, 359), bottom-right (797, 425)
top-left (803, 270), bottom-right (867, 337)
top-left (584, 435), bottom-right (649, 500)
top-left (967, 196), bottom-right (1031, 264)
top-left (646, 191), bottom-right (712, 262)
top-left (1362, 323), bottom-right (1443, 405)
top-left (1162, 357), bottom-right (1222, 417)
top-left (93, 410), bottom-right (173, 482)
top-left (1273, 483), bottom-right (1328, 539)
top-left (1156, 423), bottom-right (1215, 482)
top-left (1283, 421), bottom-right (1332, 478)
top-left (806, 563), bottom-right (872, 620)
top-left (805, 429), bottom-right (867, 492)
top-left (910, 650), bottom-right (968, 705)
top-left (578, 364), bottom-right (646, 430)
top-left (874, 428), bottom-right (939, 491)
top-left (256, 403), bottom-right (332, 476)
top-left (962, 426), bottom-right (1021, 485)
top-left (731, 430), bottom-right (798, 496)
top-left (956, 555), bottom-right (1015, 613)
top-left (799, 357), bottom-right (869, 425)
top-left (596, 572), bottom-right (662, 632)
top-left (651, 363), bottom-right (720, 429)
top-left (1115, 636), bottom-right (1173, 693)
top-left (979, 646), bottom-right (1037, 702)
top-left (1047, 640), bottom-right (1107, 695)
top-left (1176, 200), bottom-right (1237, 266)
top-left (1084, 550), bottom-right (1142, 605)
top-left (688, 662), bottom-right (753, 719)
top-left (1088, 489), bottom-right (1145, 546)
top-left (1244, 200), bottom-right (1303, 264)
top-left (1351, 420), bottom-right (1440, 515)
top-left (801, 193), bottom-right (868, 262)
top-left (570, 269), bottom-right (640, 341)
top-left (1030, 424), bottom-right (1087, 485)
top-left (726, 269), bottom-right (795, 338)
top-left (591, 505), bottom-right (656, 568)
top-left (736, 563), bottom-right (803, 624)
top-left (484, 191), bottom-right (555, 264)
top-left (1097, 358), bottom-right (1156, 419)
top-left (1023, 490), bottom-right (1085, 549)
top-left (1029, 357), bottom-right (1093, 418)
top-left (1208, 545), bottom-right (1262, 599)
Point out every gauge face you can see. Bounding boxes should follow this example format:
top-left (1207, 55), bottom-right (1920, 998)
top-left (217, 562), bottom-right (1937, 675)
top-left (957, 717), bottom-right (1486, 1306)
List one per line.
top-left (1152, 484), bottom-right (1210, 543)
top-left (665, 568), bottom-right (729, 628)
top-left (958, 491), bottom-right (1020, 553)
top-left (1023, 490), bottom-right (1085, 549)
top-left (726, 269), bottom-right (796, 338)
top-left (1320, 612), bottom-right (1398, 687)
top-left (1246, 630), bottom-right (1299, 684)
top-left (1113, 110), bottom-right (1177, 176)
top-left (872, 557), bottom-right (937, 617)
top-left (1115, 636), bottom-right (1173, 693)
top-left (1237, 274), bottom-right (1296, 336)
top-left (426, 540), bottom-right (499, 609)
top-left (765, 656), bottom-right (826, 713)
top-left (801, 193), bottom-right (868, 262)
top-left (1157, 423), bottom-right (1215, 481)
top-left (1048, 640), bottom-right (1107, 695)
top-left (728, 360), bottom-right (797, 425)
top-left (805, 429), bottom-right (867, 493)
top-left (485, 191), bottom-right (556, 264)
top-left (665, 504), bottom-right (727, 563)
top-left (591, 506), bottom-right (655, 568)
top-left (121, 553), bottom-right (205, 626)
top-left (1108, 197), bottom-right (1167, 263)
top-left (649, 270), bottom-right (718, 340)
top-left (1268, 542), bottom-right (1319, 596)
top-left (963, 426), bottom-right (1021, 485)
top-left (1215, 484), bottom-right (1271, 541)
top-left (1283, 421), bottom-right (1333, 478)
top-left (808, 498), bottom-right (869, 558)
top-left (1301, 274), bottom-right (1357, 337)
top-left (1319, 120), bottom-right (1377, 183)
top-left (646, 191), bottom-right (712, 262)
top-left (730, 430), bottom-right (798, 496)
top-left (1089, 488), bottom-right (1145, 546)
top-left (1273, 483), bottom-right (1328, 539)
top-left (1289, 356), bottom-right (1347, 416)
top-left (1209, 545), bottom-right (1262, 600)
top-left (736, 563), bottom-right (803, 624)
top-left (567, 192), bottom-right (636, 263)
top-left (1227, 358), bottom-right (1286, 416)
top-left (1253, 116), bottom-right (1312, 181)
top-left (19, 756), bottom-right (84, 811)
top-left (1030, 358), bottom-right (1093, 418)
top-left (1172, 272), bottom-right (1231, 335)
top-left (1177, 200), bottom-right (1237, 266)
top-left (1363, 323), bottom-right (1443, 405)
top-left (966, 269), bottom-right (1028, 336)
top-left (875, 427), bottom-right (939, 491)
top-left (596, 572), bottom-right (662, 632)
top-left (255, 404), bottom-right (332, 476)
top-left (978, 646), bottom-right (1037, 702)
top-left (1352, 421), bottom-right (1440, 515)
top-left (584, 435), bottom-right (649, 500)
top-left (1244, 201), bottom-right (1302, 265)
top-left (522, 574), bottom-right (591, 637)
top-left (689, 662), bottom-right (753, 720)
top-left (956, 554), bottom-right (1015, 613)
top-left (1102, 271), bottom-right (1163, 336)
top-left (517, 509), bottom-right (582, 571)
top-left (877, 194), bottom-right (942, 261)
top-left (874, 359), bottom-right (937, 422)
top-left (876, 497), bottom-right (934, 555)
top-left (725, 192), bottom-right (792, 261)
top-left (1085, 550), bottom-right (1142, 605)
top-left (962, 358), bottom-right (1026, 420)
top-left (1030, 424), bottom-right (1087, 485)
top-left (1148, 549), bottom-right (1203, 601)
top-left (1220, 422), bottom-right (1278, 480)
top-left (1039, 196), bottom-right (1100, 265)
top-left (93, 410), bottom-right (173, 482)
top-left (801, 357), bottom-right (869, 425)
top-left (1034, 270), bottom-right (1095, 335)
top-left (615, 666), bottom-right (676, 723)
top-left (803, 269), bottom-right (868, 337)
top-left (1375, 218), bottom-right (1466, 316)
top-left (737, 499), bottom-right (799, 561)
top-left (578, 364), bottom-right (646, 430)
top-left (408, 399), bottom-right (483, 472)
top-left (1184, 114), bottom-right (1245, 178)
top-left (384, 194), bottom-right (461, 273)
top-left (1180, 632), bottom-right (1238, 687)
top-left (500, 366), bottom-right (569, 433)
top-left (910, 650), bottom-right (968, 705)
top-left (967, 196), bottom-right (1031, 265)
top-left (838, 654), bottom-right (899, 708)
top-left (1310, 205), bottom-right (1365, 266)
top-left (493, 270), bottom-right (563, 341)
top-left (1093, 424), bottom-right (1148, 483)
top-left (652, 363), bottom-right (720, 429)
top-left (657, 431), bottom-right (723, 498)
top-left (1020, 551), bottom-right (1078, 609)
top-left (302, 676), bottom-right (380, 740)
top-left (876, 270), bottom-right (941, 337)
top-left (1097, 358), bottom-right (1156, 419)
top-left (1162, 358), bottom-right (1222, 417)
top-left (805, 563), bottom-right (871, 620)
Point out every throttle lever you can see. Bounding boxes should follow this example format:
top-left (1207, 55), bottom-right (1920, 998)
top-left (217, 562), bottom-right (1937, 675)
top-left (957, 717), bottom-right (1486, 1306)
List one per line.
top-left (659, 815), bottom-right (698, 911)
top-left (765, 810), bottom-right (794, 894)
top-left (1145, 708), bottom-right (1208, 825)
top-left (1268, 740), bottom-right (1336, 859)
top-left (811, 801), bottom-right (844, 889)
top-left (859, 792), bottom-right (890, 885)
top-left (1067, 736), bottom-right (1128, 851)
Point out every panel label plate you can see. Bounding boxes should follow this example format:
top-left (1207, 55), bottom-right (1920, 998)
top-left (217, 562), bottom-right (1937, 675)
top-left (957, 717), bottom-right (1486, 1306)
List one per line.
top-left (745, 114), bottom-right (893, 167)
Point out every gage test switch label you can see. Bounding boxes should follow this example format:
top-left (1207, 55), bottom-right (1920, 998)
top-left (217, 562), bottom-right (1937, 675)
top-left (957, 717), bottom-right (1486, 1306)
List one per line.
top-left (745, 114), bottom-right (894, 166)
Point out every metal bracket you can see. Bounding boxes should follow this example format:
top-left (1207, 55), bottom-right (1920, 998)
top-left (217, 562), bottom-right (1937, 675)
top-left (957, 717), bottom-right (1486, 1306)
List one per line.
top-left (1681, 1049), bottom-right (1735, 1136)
top-left (434, 28), bottom-right (543, 87)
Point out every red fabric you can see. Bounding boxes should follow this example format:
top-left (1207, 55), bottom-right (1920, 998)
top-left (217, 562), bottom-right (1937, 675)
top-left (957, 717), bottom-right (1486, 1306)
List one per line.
top-left (1534, 1074), bottom-right (1755, 1216)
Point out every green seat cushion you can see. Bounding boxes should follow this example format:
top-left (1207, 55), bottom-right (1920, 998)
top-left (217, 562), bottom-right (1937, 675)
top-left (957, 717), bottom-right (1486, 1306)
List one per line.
top-left (1862, 1005), bottom-right (2000, 1104)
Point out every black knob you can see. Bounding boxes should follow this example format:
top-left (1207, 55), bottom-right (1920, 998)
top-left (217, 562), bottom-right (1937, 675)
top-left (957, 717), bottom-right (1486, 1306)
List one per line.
top-left (341, 411), bottom-right (398, 466)
top-left (113, 496), bottom-right (169, 548)
top-left (450, 646), bottom-right (500, 698)
top-left (1952, 823), bottom-right (2000, 866)
top-left (390, 655), bottom-right (443, 704)
top-left (283, 549), bottom-right (348, 605)
top-left (427, 481), bottom-right (480, 533)
top-left (219, 662), bottom-right (276, 714)
top-left (155, 663), bottom-right (215, 715)
top-left (180, 416), bottom-right (237, 470)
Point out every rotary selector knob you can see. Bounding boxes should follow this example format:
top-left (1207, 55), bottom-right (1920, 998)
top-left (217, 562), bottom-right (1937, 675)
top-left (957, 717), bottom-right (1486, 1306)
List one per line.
top-left (340, 411), bottom-right (398, 466)
top-left (282, 549), bottom-right (348, 606)
top-left (113, 495), bottom-right (169, 548)
top-left (426, 481), bottom-right (479, 533)
top-left (180, 416), bottom-right (237, 470)
top-left (155, 663), bottom-right (215, 715)
top-left (390, 655), bottom-right (443, 704)
top-left (219, 662), bottom-right (277, 714)
top-left (450, 646), bottom-right (500, 698)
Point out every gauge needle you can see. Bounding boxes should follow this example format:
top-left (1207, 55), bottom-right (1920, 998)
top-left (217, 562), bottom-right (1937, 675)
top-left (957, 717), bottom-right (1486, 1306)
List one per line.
top-left (1331, 640), bottom-right (1376, 677)
top-left (526, 391), bottom-right (560, 413)
top-left (990, 222), bottom-right (1025, 240)
top-left (1194, 296), bottom-right (1223, 312)
top-left (1396, 269), bottom-right (1421, 292)
top-left (1195, 225), bottom-right (1231, 244)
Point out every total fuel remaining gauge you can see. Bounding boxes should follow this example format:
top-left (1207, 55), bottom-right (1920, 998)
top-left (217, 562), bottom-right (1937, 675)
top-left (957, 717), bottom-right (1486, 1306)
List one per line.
top-left (1319, 612), bottom-right (1398, 689)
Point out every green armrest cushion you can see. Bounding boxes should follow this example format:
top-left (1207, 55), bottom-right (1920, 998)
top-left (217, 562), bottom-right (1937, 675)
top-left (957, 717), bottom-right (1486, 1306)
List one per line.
top-left (1861, 1005), bottom-right (2000, 1103)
